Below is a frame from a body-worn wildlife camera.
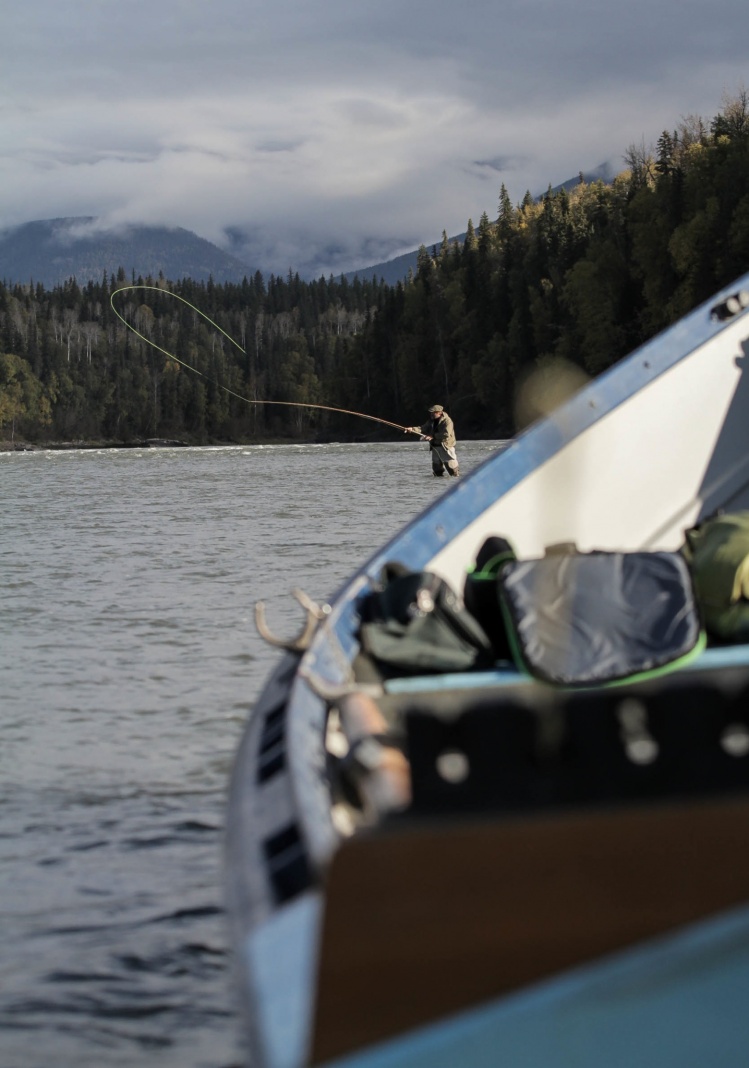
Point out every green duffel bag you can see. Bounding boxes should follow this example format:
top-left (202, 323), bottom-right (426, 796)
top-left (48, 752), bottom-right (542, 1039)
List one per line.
top-left (684, 511), bottom-right (749, 641)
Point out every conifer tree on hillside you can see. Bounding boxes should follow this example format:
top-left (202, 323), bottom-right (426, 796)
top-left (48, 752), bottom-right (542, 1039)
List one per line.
top-left (1, 91), bottom-right (748, 445)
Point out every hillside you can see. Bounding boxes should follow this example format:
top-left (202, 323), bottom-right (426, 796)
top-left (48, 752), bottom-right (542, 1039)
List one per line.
top-left (0, 218), bottom-right (255, 289)
top-left (344, 163), bottom-right (616, 284)
top-left (2, 95), bottom-right (749, 448)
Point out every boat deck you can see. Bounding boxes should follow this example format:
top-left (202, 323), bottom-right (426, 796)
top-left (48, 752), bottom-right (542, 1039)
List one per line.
top-left (383, 642), bottom-right (749, 697)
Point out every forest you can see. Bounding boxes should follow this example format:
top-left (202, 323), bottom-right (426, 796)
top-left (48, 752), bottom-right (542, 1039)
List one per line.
top-left (2, 90), bottom-right (748, 446)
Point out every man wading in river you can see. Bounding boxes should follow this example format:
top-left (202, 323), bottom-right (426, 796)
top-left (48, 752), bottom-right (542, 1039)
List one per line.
top-left (405, 404), bottom-right (459, 477)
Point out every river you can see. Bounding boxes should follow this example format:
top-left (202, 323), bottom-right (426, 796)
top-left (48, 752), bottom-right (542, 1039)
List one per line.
top-left (0, 439), bottom-right (501, 1068)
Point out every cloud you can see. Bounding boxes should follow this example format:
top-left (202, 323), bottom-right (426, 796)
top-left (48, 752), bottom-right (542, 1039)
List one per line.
top-left (1, 0), bottom-right (747, 277)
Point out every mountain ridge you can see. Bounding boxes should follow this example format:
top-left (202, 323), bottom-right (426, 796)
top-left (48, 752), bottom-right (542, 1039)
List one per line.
top-left (0, 217), bottom-right (254, 289)
top-left (0, 163), bottom-right (616, 290)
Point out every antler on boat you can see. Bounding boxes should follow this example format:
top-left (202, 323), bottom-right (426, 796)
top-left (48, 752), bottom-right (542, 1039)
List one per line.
top-left (299, 667), bottom-right (383, 702)
top-left (254, 587), bottom-right (331, 651)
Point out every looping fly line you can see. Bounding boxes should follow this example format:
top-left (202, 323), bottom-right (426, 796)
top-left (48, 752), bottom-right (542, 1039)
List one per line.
top-left (109, 285), bottom-right (408, 433)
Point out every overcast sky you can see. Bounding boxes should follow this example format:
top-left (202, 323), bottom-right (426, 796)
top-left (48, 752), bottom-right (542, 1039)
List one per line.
top-left (2, 0), bottom-right (746, 278)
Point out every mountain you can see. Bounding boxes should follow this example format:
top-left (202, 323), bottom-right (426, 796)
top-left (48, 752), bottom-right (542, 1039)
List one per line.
top-left (1, 163), bottom-right (616, 290)
top-left (344, 162), bottom-right (617, 285)
top-left (0, 218), bottom-right (255, 289)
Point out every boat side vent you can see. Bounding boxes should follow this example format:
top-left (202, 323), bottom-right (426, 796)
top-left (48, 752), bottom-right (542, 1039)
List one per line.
top-left (710, 290), bottom-right (749, 321)
top-left (256, 703), bottom-right (286, 784)
top-left (262, 822), bottom-right (313, 904)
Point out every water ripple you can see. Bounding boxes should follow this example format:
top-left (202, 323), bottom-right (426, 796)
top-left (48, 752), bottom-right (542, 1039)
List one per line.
top-left (0, 441), bottom-right (496, 1067)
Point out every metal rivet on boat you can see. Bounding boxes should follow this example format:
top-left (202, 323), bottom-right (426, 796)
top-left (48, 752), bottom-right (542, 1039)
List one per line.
top-left (711, 291), bottom-right (749, 320)
top-left (625, 737), bottom-right (659, 764)
top-left (416, 589), bottom-right (435, 614)
top-left (436, 749), bottom-right (470, 783)
top-left (617, 698), bottom-right (659, 765)
top-left (720, 723), bottom-right (749, 758)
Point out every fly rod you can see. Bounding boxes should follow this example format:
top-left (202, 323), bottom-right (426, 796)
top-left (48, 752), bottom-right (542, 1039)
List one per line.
top-left (110, 285), bottom-right (412, 433)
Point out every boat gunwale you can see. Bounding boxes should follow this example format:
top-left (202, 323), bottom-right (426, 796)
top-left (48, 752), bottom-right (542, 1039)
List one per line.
top-left (286, 272), bottom-right (749, 872)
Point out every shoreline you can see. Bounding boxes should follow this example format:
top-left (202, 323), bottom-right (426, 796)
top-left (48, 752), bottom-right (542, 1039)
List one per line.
top-left (1, 438), bottom-right (192, 452)
top-left (2, 432), bottom-right (504, 452)
top-left (0, 434), bottom-right (401, 452)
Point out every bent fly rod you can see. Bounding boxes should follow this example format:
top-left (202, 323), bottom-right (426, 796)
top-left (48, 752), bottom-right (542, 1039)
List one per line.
top-left (110, 285), bottom-right (412, 434)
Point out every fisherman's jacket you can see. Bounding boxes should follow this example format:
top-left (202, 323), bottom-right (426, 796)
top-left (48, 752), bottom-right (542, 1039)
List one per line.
top-left (420, 413), bottom-right (456, 448)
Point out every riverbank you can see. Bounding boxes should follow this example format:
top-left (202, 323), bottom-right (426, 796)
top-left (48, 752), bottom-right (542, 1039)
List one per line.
top-left (0, 438), bottom-right (191, 452)
top-left (0, 430), bottom-right (407, 451)
top-left (0, 435), bottom-right (366, 452)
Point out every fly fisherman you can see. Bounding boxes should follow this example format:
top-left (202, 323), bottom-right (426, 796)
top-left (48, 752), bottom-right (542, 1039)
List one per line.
top-left (405, 404), bottom-right (459, 477)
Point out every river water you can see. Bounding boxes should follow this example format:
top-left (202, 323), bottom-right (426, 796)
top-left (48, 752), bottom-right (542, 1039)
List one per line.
top-left (0, 440), bottom-right (500, 1068)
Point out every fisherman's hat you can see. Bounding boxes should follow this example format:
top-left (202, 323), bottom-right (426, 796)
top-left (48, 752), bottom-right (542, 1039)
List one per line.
top-left (428, 404), bottom-right (444, 413)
